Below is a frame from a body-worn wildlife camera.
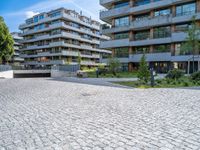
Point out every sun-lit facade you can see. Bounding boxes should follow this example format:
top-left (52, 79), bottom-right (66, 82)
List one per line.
top-left (19, 8), bottom-right (111, 69)
top-left (100, 0), bottom-right (200, 73)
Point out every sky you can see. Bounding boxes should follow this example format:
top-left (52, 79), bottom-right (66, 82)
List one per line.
top-left (0, 0), bottom-right (103, 32)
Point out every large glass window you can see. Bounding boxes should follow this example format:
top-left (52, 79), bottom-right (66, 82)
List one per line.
top-left (175, 24), bottom-right (191, 32)
top-left (135, 13), bottom-right (149, 21)
top-left (49, 11), bottom-right (61, 18)
top-left (135, 46), bottom-right (150, 54)
top-left (115, 17), bottom-right (129, 27)
top-left (34, 16), bottom-right (38, 23)
top-left (175, 43), bottom-right (192, 55)
top-left (135, 0), bottom-right (150, 6)
top-left (176, 3), bottom-right (196, 16)
top-left (114, 32), bottom-right (129, 40)
top-left (115, 47), bottom-right (129, 58)
top-left (114, 1), bottom-right (129, 8)
top-left (154, 44), bottom-right (171, 53)
top-left (155, 8), bottom-right (171, 17)
top-left (135, 30), bottom-right (150, 40)
top-left (154, 26), bottom-right (171, 38)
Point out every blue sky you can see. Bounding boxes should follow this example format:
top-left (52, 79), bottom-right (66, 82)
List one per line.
top-left (0, 0), bottom-right (103, 32)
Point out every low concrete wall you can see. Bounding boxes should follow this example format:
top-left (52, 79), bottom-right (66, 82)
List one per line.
top-left (51, 70), bottom-right (77, 78)
top-left (0, 70), bottom-right (13, 79)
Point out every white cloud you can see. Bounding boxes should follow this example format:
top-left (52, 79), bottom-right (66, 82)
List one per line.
top-left (25, 11), bottom-right (39, 18)
top-left (2, 0), bottom-right (103, 31)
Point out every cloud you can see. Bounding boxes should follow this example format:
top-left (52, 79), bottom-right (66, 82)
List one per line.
top-left (2, 0), bottom-right (103, 32)
top-left (25, 11), bottom-right (39, 18)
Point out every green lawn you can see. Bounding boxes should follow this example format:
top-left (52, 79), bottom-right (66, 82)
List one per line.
top-left (113, 77), bottom-right (200, 88)
top-left (87, 71), bottom-right (138, 78)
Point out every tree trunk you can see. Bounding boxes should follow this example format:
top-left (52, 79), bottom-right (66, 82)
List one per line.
top-left (2, 56), bottom-right (6, 65)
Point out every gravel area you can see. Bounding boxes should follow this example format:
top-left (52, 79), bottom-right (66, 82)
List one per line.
top-left (0, 78), bottom-right (200, 150)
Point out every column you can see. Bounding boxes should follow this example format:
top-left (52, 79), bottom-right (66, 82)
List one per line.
top-left (150, 45), bottom-right (154, 53)
top-left (150, 28), bottom-right (154, 39)
top-left (130, 0), bottom-right (134, 7)
top-left (171, 43), bottom-right (175, 56)
top-left (197, 0), bottom-right (200, 12)
top-left (172, 5), bottom-right (176, 17)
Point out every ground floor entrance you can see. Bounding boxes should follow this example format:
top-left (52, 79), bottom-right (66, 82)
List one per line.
top-left (128, 61), bottom-right (200, 73)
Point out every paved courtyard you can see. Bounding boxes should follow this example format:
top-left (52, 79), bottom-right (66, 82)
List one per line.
top-left (0, 78), bottom-right (200, 150)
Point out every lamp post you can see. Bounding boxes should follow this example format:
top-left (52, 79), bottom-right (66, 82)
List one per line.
top-left (150, 68), bottom-right (155, 87)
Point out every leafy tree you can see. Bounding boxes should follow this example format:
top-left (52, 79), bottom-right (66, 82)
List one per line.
top-left (137, 54), bottom-right (150, 83)
top-left (108, 57), bottom-right (120, 76)
top-left (181, 16), bottom-right (200, 73)
top-left (0, 16), bottom-right (14, 64)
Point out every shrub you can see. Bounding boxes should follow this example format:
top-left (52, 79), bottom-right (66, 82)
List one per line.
top-left (137, 54), bottom-right (150, 83)
top-left (166, 69), bottom-right (184, 80)
top-left (191, 71), bottom-right (200, 81)
top-left (183, 81), bottom-right (189, 87)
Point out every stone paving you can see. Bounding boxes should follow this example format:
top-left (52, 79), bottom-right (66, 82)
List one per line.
top-left (0, 78), bottom-right (200, 150)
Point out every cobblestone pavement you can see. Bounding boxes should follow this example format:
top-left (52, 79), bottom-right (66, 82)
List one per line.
top-left (0, 78), bottom-right (200, 150)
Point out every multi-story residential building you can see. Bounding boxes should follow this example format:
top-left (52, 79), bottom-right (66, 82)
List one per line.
top-left (100, 0), bottom-right (200, 73)
top-left (19, 8), bottom-right (111, 69)
top-left (10, 32), bottom-right (24, 65)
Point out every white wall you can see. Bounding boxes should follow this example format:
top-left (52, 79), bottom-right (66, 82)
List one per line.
top-left (0, 70), bottom-right (13, 79)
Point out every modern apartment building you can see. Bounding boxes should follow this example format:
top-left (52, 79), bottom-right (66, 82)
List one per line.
top-left (100, 0), bottom-right (200, 73)
top-left (19, 8), bottom-right (111, 69)
top-left (10, 32), bottom-right (24, 65)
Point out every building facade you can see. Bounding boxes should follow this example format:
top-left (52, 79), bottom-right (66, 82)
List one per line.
top-left (100, 0), bottom-right (200, 73)
top-left (19, 8), bottom-right (111, 69)
top-left (11, 32), bottom-right (24, 65)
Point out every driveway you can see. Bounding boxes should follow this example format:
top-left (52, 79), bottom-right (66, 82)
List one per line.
top-left (0, 78), bottom-right (200, 150)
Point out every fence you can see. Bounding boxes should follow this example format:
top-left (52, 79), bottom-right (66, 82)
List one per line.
top-left (51, 65), bottom-right (80, 72)
top-left (0, 65), bottom-right (12, 72)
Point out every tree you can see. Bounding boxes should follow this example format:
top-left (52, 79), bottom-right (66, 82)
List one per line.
top-left (108, 57), bottom-right (120, 76)
top-left (0, 16), bottom-right (14, 64)
top-left (181, 16), bottom-right (200, 73)
top-left (137, 54), bottom-right (150, 83)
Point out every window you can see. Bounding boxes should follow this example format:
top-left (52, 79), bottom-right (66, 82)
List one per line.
top-left (49, 11), bottom-right (61, 18)
top-left (26, 18), bottom-right (33, 25)
top-left (34, 16), bottom-right (38, 23)
top-left (115, 16), bottom-right (129, 27)
top-left (39, 15), bottom-right (44, 20)
top-left (154, 44), bottom-right (171, 53)
top-left (115, 47), bottom-right (129, 58)
top-left (175, 43), bottom-right (191, 55)
top-left (114, 32), bottom-right (129, 40)
top-left (135, 30), bottom-right (150, 40)
top-left (176, 3), bottom-right (196, 16)
top-left (135, 0), bottom-right (150, 6)
top-left (155, 8), bottom-right (171, 17)
top-left (175, 24), bottom-right (191, 32)
top-left (114, 1), bottom-right (129, 8)
top-left (154, 26), bottom-right (171, 38)
top-left (135, 13), bottom-right (149, 21)
top-left (135, 47), bottom-right (150, 54)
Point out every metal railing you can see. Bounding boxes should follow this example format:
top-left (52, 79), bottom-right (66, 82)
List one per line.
top-left (0, 65), bottom-right (12, 72)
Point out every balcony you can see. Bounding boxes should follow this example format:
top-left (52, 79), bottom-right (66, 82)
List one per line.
top-left (100, 38), bottom-right (129, 49)
top-left (24, 60), bottom-right (65, 65)
top-left (100, 6), bottom-right (130, 22)
top-left (19, 14), bottom-right (63, 29)
top-left (130, 52), bottom-right (171, 62)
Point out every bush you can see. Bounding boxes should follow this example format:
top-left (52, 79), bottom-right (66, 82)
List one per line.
top-left (191, 71), bottom-right (200, 81)
top-left (183, 81), bottom-right (189, 87)
top-left (166, 69), bottom-right (184, 80)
